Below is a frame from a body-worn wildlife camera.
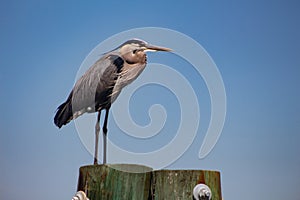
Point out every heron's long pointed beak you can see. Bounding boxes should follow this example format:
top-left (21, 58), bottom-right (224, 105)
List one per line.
top-left (145, 44), bottom-right (172, 52)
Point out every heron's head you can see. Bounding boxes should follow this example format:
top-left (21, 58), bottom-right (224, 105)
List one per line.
top-left (118, 39), bottom-right (171, 64)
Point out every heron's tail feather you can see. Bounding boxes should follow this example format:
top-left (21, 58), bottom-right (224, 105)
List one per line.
top-left (54, 93), bottom-right (73, 128)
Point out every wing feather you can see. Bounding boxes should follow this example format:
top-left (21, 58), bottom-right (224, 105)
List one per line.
top-left (54, 54), bottom-right (124, 127)
top-left (72, 54), bottom-right (124, 113)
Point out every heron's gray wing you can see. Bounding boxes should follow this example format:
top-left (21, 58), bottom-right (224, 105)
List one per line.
top-left (71, 54), bottom-right (124, 116)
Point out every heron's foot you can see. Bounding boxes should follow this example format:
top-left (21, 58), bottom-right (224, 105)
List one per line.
top-left (93, 158), bottom-right (98, 165)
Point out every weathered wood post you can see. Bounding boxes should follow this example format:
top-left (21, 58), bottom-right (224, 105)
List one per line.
top-left (77, 164), bottom-right (152, 200)
top-left (151, 169), bottom-right (222, 200)
top-left (77, 164), bottom-right (222, 200)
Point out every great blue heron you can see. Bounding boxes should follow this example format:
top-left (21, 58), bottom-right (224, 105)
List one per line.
top-left (54, 39), bottom-right (171, 164)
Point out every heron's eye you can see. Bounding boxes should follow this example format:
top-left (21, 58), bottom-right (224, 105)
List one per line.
top-left (133, 49), bottom-right (137, 54)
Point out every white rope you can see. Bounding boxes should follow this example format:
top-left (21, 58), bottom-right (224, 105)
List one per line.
top-left (193, 184), bottom-right (212, 200)
top-left (72, 191), bottom-right (89, 200)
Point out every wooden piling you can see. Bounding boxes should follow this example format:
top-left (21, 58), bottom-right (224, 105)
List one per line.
top-left (77, 164), bottom-right (222, 200)
top-left (151, 170), bottom-right (222, 200)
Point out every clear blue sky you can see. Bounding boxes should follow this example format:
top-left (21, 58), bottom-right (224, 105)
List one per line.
top-left (1, 0), bottom-right (300, 199)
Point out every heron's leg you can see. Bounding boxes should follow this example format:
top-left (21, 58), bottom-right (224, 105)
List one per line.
top-left (102, 108), bottom-right (110, 164)
top-left (94, 111), bottom-right (101, 165)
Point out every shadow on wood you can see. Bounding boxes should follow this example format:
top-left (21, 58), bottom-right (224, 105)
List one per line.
top-left (77, 164), bottom-right (222, 200)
